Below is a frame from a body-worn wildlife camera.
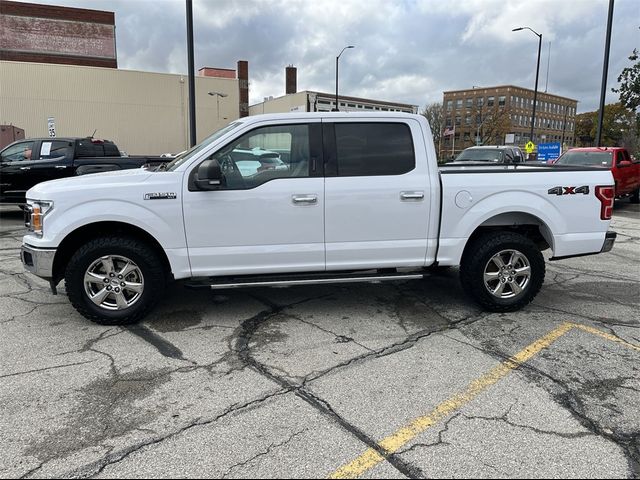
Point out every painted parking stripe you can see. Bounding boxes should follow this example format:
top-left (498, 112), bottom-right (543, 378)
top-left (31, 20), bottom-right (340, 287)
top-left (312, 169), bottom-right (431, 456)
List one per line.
top-left (329, 322), bottom-right (639, 479)
top-left (572, 323), bottom-right (640, 352)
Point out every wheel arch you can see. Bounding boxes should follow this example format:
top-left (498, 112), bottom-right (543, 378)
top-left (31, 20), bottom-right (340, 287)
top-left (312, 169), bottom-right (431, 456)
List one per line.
top-left (52, 221), bottom-right (172, 285)
top-left (461, 211), bottom-right (554, 264)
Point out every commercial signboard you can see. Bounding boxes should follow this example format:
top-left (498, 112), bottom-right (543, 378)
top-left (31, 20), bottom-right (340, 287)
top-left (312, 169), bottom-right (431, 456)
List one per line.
top-left (538, 143), bottom-right (561, 162)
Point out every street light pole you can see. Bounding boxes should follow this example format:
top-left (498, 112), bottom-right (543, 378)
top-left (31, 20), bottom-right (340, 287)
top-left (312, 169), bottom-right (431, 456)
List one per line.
top-left (335, 46), bottom-right (354, 112)
top-left (186, 0), bottom-right (196, 147)
top-left (513, 27), bottom-right (542, 144)
top-left (208, 92), bottom-right (228, 123)
top-left (595, 0), bottom-right (615, 147)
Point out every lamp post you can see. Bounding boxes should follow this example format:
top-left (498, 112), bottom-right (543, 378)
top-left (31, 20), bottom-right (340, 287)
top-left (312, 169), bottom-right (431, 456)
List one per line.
top-left (513, 26), bottom-right (542, 144)
top-left (208, 91), bottom-right (228, 123)
top-left (335, 45), bottom-right (354, 112)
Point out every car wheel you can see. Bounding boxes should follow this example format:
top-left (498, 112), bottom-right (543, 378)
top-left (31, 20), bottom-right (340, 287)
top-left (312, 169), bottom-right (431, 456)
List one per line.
top-left (460, 231), bottom-right (545, 312)
top-left (65, 236), bottom-right (165, 325)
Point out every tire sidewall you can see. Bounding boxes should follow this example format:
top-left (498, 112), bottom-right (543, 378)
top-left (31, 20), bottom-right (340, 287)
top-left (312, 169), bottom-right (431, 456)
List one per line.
top-left (66, 237), bottom-right (164, 324)
top-left (462, 233), bottom-right (545, 311)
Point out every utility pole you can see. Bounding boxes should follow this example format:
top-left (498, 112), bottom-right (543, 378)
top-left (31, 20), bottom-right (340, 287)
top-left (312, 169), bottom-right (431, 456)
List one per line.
top-left (186, 0), bottom-right (196, 147)
top-left (595, 0), bottom-right (615, 147)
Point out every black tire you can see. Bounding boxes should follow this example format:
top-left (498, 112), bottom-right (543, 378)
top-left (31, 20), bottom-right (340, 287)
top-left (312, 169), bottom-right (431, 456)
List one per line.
top-left (630, 188), bottom-right (639, 204)
top-left (65, 236), bottom-right (166, 325)
top-left (460, 231), bottom-right (545, 312)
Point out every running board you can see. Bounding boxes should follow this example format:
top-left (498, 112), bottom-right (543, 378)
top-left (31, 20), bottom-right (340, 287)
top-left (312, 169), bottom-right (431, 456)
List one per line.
top-left (184, 271), bottom-right (426, 290)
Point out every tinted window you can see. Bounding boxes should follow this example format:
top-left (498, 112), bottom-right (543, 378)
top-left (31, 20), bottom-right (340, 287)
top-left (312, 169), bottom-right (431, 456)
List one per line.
top-left (104, 142), bottom-right (120, 156)
top-left (76, 140), bottom-right (104, 157)
top-left (335, 123), bottom-right (415, 177)
top-left (455, 148), bottom-right (504, 163)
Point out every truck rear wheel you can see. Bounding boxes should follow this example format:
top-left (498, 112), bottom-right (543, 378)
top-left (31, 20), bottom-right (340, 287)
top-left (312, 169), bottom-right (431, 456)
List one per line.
top-left (460, 231), bottom-right (545, 312)
top-left (65, 236), bottom-right (165, 325)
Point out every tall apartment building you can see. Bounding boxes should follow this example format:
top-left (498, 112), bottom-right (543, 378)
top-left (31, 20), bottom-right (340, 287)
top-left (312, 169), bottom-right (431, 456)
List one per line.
top-left (442, 85), bottom-right (578, 154)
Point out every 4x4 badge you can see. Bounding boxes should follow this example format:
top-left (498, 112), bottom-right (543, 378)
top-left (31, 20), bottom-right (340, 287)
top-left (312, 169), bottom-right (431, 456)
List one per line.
top-left (548, 186), bottom-right (589, 195)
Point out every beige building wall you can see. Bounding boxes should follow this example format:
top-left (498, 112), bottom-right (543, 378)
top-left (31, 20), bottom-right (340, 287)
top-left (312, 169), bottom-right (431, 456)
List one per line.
top-left (0, 61), bottom-right (239, 155)
top-left (249, 92), bottom-right (309, 115)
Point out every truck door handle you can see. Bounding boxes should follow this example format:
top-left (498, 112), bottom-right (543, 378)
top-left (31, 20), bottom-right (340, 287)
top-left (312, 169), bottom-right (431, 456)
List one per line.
top-left (55, 165), bottom-right (67, 169)
top-left (20, 167), bottom-right (31, 171)
top-left (400, 191), bottom-right (424, 200)
top-left (292, 194), bottom-right (318, 205)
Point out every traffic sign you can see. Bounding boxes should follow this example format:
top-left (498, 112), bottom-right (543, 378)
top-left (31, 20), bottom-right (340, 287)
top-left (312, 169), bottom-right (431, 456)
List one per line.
top-left (525, 141), bottom-right (535, 154)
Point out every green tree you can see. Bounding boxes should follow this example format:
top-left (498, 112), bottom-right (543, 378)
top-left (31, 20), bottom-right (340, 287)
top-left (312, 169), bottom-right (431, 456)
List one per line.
top-left (577, 103), bottom-right (638, 153)
top-left (612, 47), bottom-right (640, 111)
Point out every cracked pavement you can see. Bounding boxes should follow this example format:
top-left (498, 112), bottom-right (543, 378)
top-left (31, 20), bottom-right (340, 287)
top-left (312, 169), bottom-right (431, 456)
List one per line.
top-left (0, 201), bottom-right (638, 479)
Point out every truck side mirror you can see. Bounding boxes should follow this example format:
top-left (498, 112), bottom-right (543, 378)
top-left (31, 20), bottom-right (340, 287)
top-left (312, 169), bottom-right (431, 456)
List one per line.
top-left (194, 159), bottom-right (224, 190)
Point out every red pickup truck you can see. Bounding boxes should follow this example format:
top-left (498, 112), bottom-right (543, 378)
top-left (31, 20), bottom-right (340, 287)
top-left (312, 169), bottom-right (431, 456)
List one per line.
top-left (554, 147), bottom-right (640, 202)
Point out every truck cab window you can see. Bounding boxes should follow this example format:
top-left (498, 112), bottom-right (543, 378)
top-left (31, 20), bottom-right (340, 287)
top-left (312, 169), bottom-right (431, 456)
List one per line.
top-left (334, 123), bottom-right (415, 176)
top-left (208, 124), bottom-right (311, 189)
top-left (1, 141), bottom-right (35, 162)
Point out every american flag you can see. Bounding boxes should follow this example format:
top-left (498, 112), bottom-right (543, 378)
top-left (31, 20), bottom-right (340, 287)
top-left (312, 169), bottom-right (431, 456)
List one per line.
top-left (443, 126), bottom-right (455, 136)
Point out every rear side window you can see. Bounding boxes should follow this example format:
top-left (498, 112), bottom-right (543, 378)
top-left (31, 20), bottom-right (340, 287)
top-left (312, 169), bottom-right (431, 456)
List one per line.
top-left (103, 142), bottom-right (120, 156)
top-left (39, 140), bottom-right (72, 159)
top-left (334, 123), bottom-right (415, 176)
top-left (76, 140), bottom-right (104, 157)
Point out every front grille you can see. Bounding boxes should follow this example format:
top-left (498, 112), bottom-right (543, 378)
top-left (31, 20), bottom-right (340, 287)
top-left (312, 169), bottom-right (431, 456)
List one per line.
top-left (24, 205), bottom-right (33, 229)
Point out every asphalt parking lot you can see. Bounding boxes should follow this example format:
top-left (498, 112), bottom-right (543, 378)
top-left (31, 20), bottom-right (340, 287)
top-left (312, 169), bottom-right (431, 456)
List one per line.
top-left (1, 202), bottom-right (638, 479)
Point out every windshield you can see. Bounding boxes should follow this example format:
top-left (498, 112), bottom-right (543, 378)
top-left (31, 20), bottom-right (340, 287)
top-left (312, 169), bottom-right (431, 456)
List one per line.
top-left (455, 148), bottom-right (504, 162)
top-left (555, 151), bottom-right (612, 167)
top-left (165, 122), bottom-right (242, 171)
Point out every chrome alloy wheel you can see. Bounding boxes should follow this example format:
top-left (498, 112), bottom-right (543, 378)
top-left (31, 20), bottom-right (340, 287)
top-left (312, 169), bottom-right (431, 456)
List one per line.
top-left (483, 249), bottom-right (531, 299)
top-left (84, 255), bottom-right (145, 311)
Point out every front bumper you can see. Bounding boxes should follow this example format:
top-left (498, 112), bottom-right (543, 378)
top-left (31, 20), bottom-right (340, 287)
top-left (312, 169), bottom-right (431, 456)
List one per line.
top-left (21, 244), bottom-right (56, 279)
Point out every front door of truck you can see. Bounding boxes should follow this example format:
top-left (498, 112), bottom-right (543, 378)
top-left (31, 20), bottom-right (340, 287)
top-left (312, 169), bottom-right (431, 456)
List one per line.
top-left (323, 120), bottom-right (432, 270)
top-left (182, 121), bottom-right (325, 277)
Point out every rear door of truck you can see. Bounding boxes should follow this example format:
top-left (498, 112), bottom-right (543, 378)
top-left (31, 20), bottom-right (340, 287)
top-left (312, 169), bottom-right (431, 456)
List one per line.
top-left (323, 118), bottom-right (433, 270)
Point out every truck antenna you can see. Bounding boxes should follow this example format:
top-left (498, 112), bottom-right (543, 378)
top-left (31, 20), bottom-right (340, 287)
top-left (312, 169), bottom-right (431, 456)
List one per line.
top-left (91, 129), bottom-right (97, 138)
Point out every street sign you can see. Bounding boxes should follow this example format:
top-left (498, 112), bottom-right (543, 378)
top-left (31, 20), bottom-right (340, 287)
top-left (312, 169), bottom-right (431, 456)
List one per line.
top-left (525, 141), bottom-right (535, 154)
top-left (537, 142), bottom-right (561, 162)
top-left (47, 117), bottom-right (56, 138)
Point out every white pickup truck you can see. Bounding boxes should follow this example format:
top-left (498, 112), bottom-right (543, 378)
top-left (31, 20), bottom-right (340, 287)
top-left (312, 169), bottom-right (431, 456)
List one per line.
top-left (21, 113), bottom-right (617, 325)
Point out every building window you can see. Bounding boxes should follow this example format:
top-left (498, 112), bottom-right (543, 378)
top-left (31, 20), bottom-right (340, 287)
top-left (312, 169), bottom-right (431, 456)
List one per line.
top-left (463, 132), bottom-right (471, 142)
top-left (456, 99), bottom-right (463, 109)
top-left (476, 114), bottom-right (481, 125)
top-left (466, 98), bottom-right (473, 109)
top-left (488, 96), bottom-right (495, 107)
top-left (477, 97), bottom-right (484, 107)
top-left (446, 117), bottom-right (452, 127)
top-left (498, 96), bottom-right (506, 107)
top-left (446, 100), bottom-right (453, 111)
top-left (465, 115), bottom-right (471, 125)
top-left (455, 115), bottom-right (461, 126)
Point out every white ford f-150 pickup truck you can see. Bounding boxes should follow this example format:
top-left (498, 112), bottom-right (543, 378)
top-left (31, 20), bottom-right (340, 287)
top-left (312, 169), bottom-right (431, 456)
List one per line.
top-left (20, 113), bottom-right (617, 325)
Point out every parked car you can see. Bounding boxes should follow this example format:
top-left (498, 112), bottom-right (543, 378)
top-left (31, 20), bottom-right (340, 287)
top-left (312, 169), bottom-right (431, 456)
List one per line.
top-left (451, 145), bottom-right (525, 164)
top-left (21, 112), bottom-right (616, 325)
top-left (554, 147), bottom-right (639, 202)
top-left (0, 137), bottom-right (169, 205)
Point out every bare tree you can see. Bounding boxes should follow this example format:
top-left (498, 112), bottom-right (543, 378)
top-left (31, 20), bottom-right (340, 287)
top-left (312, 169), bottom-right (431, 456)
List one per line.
top-left (421, 102), bottom-right (444, 153)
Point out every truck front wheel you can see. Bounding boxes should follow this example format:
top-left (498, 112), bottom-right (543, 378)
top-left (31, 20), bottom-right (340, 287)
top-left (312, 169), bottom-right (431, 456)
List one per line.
top-left (460, 232), bottom-right (545, 312)
top-left (65, 236), bottom-right (166, 325)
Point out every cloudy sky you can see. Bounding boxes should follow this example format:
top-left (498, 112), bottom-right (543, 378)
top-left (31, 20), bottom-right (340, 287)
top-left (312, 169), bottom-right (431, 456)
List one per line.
top-left (36, 0), bottom-right (639, 112)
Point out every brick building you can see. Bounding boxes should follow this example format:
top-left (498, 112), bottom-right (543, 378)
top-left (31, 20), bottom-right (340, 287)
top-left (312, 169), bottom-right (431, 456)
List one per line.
top-left (442, 85), bottom-right (578, 154)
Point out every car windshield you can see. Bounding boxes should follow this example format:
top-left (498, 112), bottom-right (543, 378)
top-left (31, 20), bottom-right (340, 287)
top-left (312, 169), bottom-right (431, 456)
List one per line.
top-left (555, 151), bottom-right (612, 167)
top-left (165, 122), bottom-right (242, 171)
top-left (455, 148), bottom-right (504, 162)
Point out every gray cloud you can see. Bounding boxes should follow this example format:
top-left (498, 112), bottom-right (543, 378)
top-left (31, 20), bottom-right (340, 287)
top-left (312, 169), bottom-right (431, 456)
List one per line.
top-left (32, 0), bottom-right (639, 112)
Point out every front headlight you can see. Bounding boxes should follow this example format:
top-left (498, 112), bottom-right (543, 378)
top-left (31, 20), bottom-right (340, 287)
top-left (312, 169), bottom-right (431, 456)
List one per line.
top-left (25, 200), bottom-right (54, 236)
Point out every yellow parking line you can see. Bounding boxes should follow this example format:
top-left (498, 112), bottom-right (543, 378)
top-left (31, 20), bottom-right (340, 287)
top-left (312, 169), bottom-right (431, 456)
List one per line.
top-left (571, 323), bottom-right (640, 352)
top-left (329, 322), bottom-right (575, 479)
